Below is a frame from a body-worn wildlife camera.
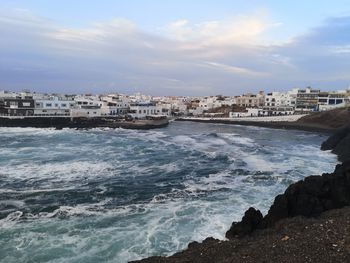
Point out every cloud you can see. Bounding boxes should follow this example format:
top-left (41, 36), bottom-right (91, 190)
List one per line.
top-left (163, 11), bottom-right (272, 47)
top-left (202, 62), bottom-right (270, 77)
top-left (0, 9), bottom-right (349, 95)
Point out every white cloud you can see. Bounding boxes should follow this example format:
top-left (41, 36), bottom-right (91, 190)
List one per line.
top-left (163, 12), bottom-right (272, 46)
top-left (202, 62), bottom-right (270, 77)
top-left (0, 9), bottom-right (349, 95)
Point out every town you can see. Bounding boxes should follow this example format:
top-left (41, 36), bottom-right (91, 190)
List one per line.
top-left (0, 87), bottom-right (349, 121)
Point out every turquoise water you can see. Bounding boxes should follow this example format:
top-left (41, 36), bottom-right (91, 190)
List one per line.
top-left (0, 122), bottom-right (338, 262)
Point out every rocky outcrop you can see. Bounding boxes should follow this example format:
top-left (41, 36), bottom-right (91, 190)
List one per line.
top-left (321, 125), bottom-right (350, 162)
top-left (225, 161), bottom-right (350, 239)
top-left (225, 208), bottom-right (263, 239)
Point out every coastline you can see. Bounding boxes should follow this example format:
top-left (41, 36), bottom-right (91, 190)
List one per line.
top-left (0, 116), bottom-right (169, 130)
top-left (135, 113), bottom-right (350, 262)
top-left (175, 118), bottom-right (336, 134)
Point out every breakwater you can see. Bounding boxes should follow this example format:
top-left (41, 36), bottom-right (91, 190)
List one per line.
top-left (0, 116), bottom-right (169, 129)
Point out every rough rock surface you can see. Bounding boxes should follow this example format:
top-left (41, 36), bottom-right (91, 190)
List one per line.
top-left (322, 125), bottom-right (350, 162)
top-left (225, 208), bottom-right (263, 239)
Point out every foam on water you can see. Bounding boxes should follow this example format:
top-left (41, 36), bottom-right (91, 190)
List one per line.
top-left (0, 122), bottom-right (338, 263)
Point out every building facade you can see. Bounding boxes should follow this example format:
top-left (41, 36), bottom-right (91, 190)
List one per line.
top-left (34, 96), bottom-right (75, 116)
top-left (235, 91), bottom-right (265, 108)
top-left (295, 88), bottom-right (320, 111)
top-left (129, 102), bottom-right (158, 119)
top-left (0, 97), bottom-right (35, 116)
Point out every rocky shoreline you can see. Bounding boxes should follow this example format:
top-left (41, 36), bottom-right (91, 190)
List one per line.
top-left (176, 107), bottom-right (350, 134)
top-left (134, 108), bottom-right (350, 263)
top-left (0, 116), bottom-right (169, 130)
top-left (176, 118), bottom-right (336, 133)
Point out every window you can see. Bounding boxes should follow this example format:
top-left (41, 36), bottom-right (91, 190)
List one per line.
top-left (336, 99), bottom-right (343, 104)
top-left (22, 102), bottom-right (31, 107)
top-left (62, 104), bottom-right (67, 107)
top-left (46, 103), bottom-right (52, 107)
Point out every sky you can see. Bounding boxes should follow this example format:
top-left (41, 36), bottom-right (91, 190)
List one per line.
top-left (0, 1), bottom-right (350, 96)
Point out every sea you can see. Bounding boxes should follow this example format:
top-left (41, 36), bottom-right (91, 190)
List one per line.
top-left (0, 121), bottom-right (338, 263)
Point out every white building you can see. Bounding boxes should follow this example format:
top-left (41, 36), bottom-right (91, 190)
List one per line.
top-left (155, 102), bottom-right (171, 116)
top-left (318, 89), bottom-right (350, 111)
top-left (265, 89), bottom-right (298, 108)
top-left (70, 106), bottom-right (102, 118)
top-left (100, 94), bottom-right (129, 116)
top-left (220, 97), bottom-right (236, 107)
top-left (34, 96), bottom-right (75, 116)
top-left (199, 97), bottom-right (217, 110)
top-left (74, 95), bottom-right (102, 107)
top-left (229, 108), bottom-right (261, 118)
top-left (129, 102), bottom-right (159, 119)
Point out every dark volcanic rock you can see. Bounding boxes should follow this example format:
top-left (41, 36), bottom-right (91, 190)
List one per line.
top-left (321, 126), bottom-right (350, 150)
top-left (225, 161), bottom-right (350, 239)
top-left (321, 125), bottom-right (350, 162)
top-left (225, 208), bottom-right (263, 239)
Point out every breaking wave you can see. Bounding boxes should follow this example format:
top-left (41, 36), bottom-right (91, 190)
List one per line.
top-left (0, 122), bottom-right (338, 262)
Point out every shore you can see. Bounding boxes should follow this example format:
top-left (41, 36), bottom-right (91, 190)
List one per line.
top-left (135, 108), bottom-right (350, 263)
top-left (176, 117), bottom-right (335, 133)
top-left (176, 108), bottom-right (350, 133)
top-left (135, 206), bottom-right (350, 263)
top-left (0, 116), bottom-right (169, 130)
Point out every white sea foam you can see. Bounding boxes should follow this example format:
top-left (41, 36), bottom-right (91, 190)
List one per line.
top-left (0, 122), bottom-right (339, 263)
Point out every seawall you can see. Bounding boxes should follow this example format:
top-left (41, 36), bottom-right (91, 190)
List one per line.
top-left (0, 117), bottom-right (169, 130)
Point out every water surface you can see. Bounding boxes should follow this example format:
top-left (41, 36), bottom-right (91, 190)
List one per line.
top-left (0, 122), bottom-right (337, 262)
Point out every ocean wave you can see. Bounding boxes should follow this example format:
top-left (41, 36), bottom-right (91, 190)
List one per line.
top-left (0, 122), bottom-right (338, 263)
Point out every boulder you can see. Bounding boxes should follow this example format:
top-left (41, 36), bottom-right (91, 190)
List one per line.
top-left (226, 207), bottom-right (263, 239)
